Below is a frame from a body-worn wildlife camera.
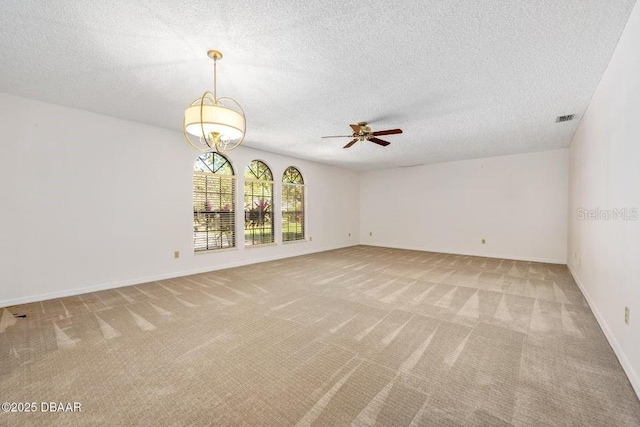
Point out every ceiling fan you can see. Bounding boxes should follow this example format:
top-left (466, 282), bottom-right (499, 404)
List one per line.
top-left (322, 122), bottom-right (403, 148)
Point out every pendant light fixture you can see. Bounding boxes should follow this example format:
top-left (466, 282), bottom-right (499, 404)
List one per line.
top-left (183, 50), bottom-right (246, 153)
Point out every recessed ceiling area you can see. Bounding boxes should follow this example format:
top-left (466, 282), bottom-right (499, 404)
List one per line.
top-left (0, 0), bottom-right (636, 170)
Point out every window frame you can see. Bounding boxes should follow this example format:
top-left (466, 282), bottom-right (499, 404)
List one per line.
top-left (244, 160), bottom-right (275, 246)
top-left (282, 166), bottom-right (306, 243)
top-left (193, 152), bottom-right (236, 253)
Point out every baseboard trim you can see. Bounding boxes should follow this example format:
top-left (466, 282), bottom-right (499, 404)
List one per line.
top-left (0, 243), bottom-right (358, 308)
top-left (361, 243), bottom-right (566, 264)
top-left (568, 263), bottom-right (640, 399)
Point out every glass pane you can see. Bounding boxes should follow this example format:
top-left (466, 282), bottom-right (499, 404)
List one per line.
top-left (282, 166), bottom-right (303, 184)
top-left (245, 160), bottom-right (273, 181)
top-left (244, 179), bottom-right (274, 245)
top-left (194, 152), bottom-right (234, 175)
top-left (282, 183), bottom-right (305, 242)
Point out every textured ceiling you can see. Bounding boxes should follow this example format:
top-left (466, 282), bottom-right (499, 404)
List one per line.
top-left (0, 0), bottom-right (636, 171)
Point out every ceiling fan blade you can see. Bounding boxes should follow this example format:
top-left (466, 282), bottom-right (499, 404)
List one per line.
top-left (371, 128), bottom-right (403, 136)
top-left (350, 124), bottom-right (362, 134)
top-left (369, 137), bottom-right (391, 146)
top-left (322, 135), bottom-right (353, 139)
top-left (343, 138), bottom-right (358, 149)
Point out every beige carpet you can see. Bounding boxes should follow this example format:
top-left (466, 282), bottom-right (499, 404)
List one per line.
top-left (1, 245), bottom-right (639, 426)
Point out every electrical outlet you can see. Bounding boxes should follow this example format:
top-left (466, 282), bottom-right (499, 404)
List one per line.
top-left (625, 307), bottom-right (630, 325)
top-left (309, 236), bottom-right (313, 242)
top-left (174, 251), bottom-right (180, 259)
top-left (481, 238), bottom-right (486, 244)
top-left (369, 231), bottom-right (372, 237)
top-left (348, 232), bottom-right (351, 237)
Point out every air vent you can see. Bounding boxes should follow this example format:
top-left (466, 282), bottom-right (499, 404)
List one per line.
top-left (556, 114), bottom-right (575, 123)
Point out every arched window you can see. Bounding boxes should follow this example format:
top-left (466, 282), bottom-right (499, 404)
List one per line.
top-left (193, 152), bottom-right (235, 251)
top-left (244, 160), bottom-right (274, 245)
top-left (282, 167), bottom-right (305, 242)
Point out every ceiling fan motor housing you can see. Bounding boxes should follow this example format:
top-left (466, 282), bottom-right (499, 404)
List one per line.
top-left (357, 122), bottom-right (371, 133)
top-left (354, 122), bottom-right (371, 139)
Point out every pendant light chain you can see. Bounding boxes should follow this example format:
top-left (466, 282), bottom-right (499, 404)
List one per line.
top-left (213, 56), bottom-right (217, 101)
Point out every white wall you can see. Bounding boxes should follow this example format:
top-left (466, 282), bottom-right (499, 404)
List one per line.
top-left (0, 94), bottom-right (360, 306)
top-left (359, 150), bottom-right (568, 263)
top-left (567, 0), bottom-right (640, 396)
